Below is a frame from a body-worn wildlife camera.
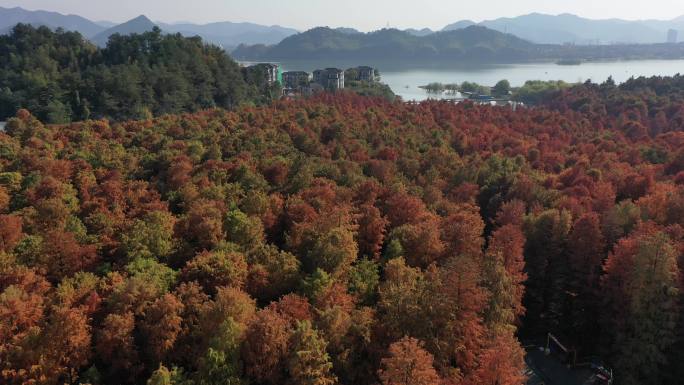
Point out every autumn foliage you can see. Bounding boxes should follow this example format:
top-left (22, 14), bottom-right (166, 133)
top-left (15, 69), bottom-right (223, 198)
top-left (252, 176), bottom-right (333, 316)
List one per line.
top-left (2, 75), bottom-right (684, 384)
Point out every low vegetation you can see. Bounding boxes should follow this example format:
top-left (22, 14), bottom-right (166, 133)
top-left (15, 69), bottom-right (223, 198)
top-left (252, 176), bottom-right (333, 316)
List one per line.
top-left (512, 79), bottom-right (574, 104)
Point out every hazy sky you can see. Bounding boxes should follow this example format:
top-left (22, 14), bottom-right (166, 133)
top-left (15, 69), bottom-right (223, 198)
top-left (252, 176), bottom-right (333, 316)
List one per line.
top-left (3, 0), bottom-right (684, 31)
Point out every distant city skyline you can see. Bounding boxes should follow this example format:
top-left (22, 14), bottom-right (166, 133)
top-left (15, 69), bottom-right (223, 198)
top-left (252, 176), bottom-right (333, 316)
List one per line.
top-left (1, 0), bottom-right (684, 31)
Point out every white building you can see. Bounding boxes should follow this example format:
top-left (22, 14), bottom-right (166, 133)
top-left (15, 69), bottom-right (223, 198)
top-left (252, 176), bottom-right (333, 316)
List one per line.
top-left (313, 68), bottom-right (345, 90)
top-left (282, 71), bottom-right (311, 89)
top-left (356, 66), bottom-right (375, 82)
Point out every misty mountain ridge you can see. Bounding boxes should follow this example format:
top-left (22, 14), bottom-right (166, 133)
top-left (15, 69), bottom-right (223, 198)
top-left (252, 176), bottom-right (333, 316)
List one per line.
top-left (232, 25), bottom-right (536, 62)
top-left (0, 6), bottom-right (299, 49)
top-left (328, 27), bottom-right (434, 37)
top-left (334, 27), bottom-right (362, 35)
top-left (233, 23), bottom-right (684, 63)
top-left (4, 6), bottom-right (684, 54)
top-left (443, 13), bottom-right (684, 44)
top-left (91, 15), bottom-right (157, 46)
top-left (158, 21), bottom-right (298, 49)
top-left (0, 6), bottom-right (105, 37)
top-left (404, 28), bottom-right (435, 37)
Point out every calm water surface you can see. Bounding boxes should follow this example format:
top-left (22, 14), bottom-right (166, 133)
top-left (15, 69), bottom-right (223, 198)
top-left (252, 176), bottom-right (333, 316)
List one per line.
top-left (275, 59), bottom-right (684, 101)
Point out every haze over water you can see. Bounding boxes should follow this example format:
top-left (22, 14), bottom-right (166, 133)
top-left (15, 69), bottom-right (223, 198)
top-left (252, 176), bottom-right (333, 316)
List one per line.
top-left (277, 59), bottom-right (684, 101)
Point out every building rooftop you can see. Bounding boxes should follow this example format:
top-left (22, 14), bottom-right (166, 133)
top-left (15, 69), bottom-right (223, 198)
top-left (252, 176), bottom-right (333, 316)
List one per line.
top-left (248, 62), bottom-right (279, 68)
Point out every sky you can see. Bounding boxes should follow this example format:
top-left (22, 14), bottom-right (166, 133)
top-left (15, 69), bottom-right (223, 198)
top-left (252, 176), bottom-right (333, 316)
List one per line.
top-left (2, 0), bottom-right (684, 31)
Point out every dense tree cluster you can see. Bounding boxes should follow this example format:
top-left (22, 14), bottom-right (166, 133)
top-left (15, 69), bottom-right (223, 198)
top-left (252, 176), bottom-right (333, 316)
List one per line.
top-left (0, 24), bottom-right (277, 124)
top-left (2, 76), bottom-right (684, 385)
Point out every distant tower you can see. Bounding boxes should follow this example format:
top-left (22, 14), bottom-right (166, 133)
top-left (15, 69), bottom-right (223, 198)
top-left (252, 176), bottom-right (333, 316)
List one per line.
top-left (667, 29), bottom-right (678, 44)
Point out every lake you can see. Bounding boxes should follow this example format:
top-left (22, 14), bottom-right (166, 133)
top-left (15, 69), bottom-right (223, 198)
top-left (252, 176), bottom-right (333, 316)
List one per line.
top-left (274, 59), bottom-right (684, 101)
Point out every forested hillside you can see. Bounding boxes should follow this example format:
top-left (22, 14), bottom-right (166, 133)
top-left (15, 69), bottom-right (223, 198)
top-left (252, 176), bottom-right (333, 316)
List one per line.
top-left (0, 24), bottom-right (277, 124)
top-left (233, 25), bottom-right (684, 63)
top-left (2, 76), bottom-right (684, 385)
top-left (232, 25), bottom-right (536, 62)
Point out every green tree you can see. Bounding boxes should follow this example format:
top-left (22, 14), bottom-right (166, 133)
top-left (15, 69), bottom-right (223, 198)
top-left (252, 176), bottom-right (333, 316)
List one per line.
top-left (224, 209), bottom-right (265, 251)
top-left (602, 228), bottom-right (680, 385)
top-left (196, 318), bottom-right (245, 385)
top-left (348, 259), bottom-right (380, 305)
top-left (301, 269), bottom-right (332, 301)
top-left (126, 257), bottom-right (177, 293)
top-left (523, 209), bottom-right (572, 332)
top-left (181, 248), bottom-right (248, 294)
top-left (299, 225), bottom-right (358, 278)
top-left (512, 80), bottom-right (571, 105)
top-left (122, 211), bottom-right (176, 262)
top-left (492, 79), bottom-right (511, 97)
top-left (147, 365), bottom-right (190, 385)
top-left (287, 321), bottom-right (337, 385)
top-left (247, 244), bottom-right (301, 302)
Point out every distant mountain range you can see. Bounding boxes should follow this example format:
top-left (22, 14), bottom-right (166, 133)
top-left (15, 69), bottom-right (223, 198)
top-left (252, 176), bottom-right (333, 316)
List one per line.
top-left (442, 13), bottom-right (684, 44)
top-left (91, 15), bottom-right (157, 46)
top-left (0, 6), bottom-right (105, 36)
top-left (335, 27), bottom-right (435, 37)
top-left (4, 6), bottom-right (684, 62)
top-left (405, 28), bottom-right (435, 37)
top-left (232, 24), bottom-right (684, 63)
top-left (232, 26), bottom-right (537, 62)
top-left (159, 21), bottom-right (298, 49)
top-left (0, 6), bottom-right (298, 49)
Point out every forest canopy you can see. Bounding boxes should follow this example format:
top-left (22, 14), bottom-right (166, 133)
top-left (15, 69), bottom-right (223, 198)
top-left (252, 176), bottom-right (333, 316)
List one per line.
top-left (2, 75), bottom-right (684, 385)
top-left (0, 24), bottom-right (279, 124)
